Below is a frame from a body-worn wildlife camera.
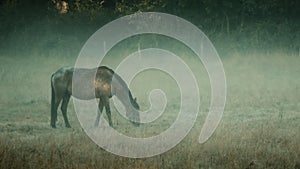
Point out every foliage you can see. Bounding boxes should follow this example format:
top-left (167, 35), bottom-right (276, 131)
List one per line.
top-left (0, 0), bottom-right (299, 57)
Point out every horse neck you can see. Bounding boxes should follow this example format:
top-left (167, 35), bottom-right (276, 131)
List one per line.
top-left (116, 87), bottom-right (134, 110)
top-left (112, 76), bottom-right (134, 110)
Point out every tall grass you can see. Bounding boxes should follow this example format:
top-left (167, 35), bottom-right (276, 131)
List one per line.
top-left (0, 51), bottom-right (300, 168)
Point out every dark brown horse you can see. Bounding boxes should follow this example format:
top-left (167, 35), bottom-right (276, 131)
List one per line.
top-left (50, 66), bottom-right (140, 128)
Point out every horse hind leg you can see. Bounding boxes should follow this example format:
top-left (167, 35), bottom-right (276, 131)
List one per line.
top-left (51, 88), bottom-right (63, 128)
top-left (61, 93), bottom-right (71, 128)
top-left (95, 97), bottom-right (104, 127)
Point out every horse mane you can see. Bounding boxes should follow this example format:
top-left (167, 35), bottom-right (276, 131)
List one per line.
top-left (98, 66), bottom-right (134, 100)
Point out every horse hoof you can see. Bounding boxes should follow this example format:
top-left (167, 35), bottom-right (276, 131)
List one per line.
top-left (66, 124), bottom-right (71, 128)
top-left (132, 122), bottom-right (140, 127)
top-left (51, 125), bottom-right (56, 128)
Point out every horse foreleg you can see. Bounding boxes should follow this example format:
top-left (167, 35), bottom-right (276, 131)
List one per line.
top-left (104, 98), bottom-right (113, 127)
top-left (61, 93), bottom-right (71, 128)
top-left (95, 98), bottom-right (104, 127)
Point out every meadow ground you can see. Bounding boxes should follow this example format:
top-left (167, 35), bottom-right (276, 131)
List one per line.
top-left (0, 50), bottom-right (299, 169)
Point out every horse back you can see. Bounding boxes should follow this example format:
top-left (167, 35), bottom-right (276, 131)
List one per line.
top-left (52, 66), bottom-right (120, 100)
top-left (71, 66), bottom-right (115, 99)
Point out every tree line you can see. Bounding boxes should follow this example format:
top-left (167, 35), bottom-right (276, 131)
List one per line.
top-left (0, 0), bottom-right (299, 57)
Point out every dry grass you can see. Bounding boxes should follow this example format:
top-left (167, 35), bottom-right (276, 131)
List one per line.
top-left (0, 51), bottom-right (300, 169)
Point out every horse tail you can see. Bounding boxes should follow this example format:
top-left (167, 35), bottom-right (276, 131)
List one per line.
top-left (50, 74), bottom-right (56, 127)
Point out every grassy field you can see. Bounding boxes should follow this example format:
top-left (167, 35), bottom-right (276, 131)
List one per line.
top-left (0, 48), bottom-right (300, 169)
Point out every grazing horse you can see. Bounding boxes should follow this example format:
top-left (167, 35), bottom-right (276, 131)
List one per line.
top-left (50, 66), bottom-right (140, 128)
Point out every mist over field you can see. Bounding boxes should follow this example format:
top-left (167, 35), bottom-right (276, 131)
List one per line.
top-left (0, 0), bottom-right (300, 168)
